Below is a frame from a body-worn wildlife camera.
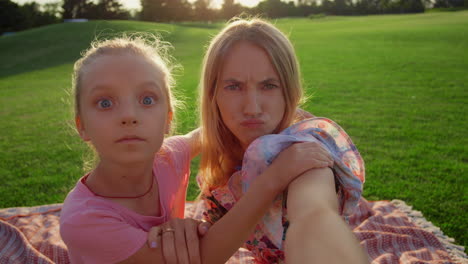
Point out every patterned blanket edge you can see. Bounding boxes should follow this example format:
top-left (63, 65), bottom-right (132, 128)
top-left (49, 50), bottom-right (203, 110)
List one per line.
top-left (390, 199), bottom-right (467, 264)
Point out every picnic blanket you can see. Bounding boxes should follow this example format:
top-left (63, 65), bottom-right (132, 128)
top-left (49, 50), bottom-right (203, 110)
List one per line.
top-left (1, 199), bottom-right (466, 264)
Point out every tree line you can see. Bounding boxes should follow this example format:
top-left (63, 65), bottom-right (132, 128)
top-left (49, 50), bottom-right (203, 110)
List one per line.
top-left (1, 0), bottom-right (467, 35)
top-left (1, 0), bottom-right (60, 34)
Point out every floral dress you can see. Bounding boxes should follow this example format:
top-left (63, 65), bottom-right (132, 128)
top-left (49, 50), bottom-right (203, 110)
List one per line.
top-left (198, 118), bottom-right (365, 263)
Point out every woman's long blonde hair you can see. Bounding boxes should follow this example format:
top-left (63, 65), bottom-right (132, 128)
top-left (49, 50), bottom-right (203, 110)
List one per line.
top-left (199, 18), bottom-right (304, 191)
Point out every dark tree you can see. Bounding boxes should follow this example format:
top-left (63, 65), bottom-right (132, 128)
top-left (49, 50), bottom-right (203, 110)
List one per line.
top-left (255, 0), bottom-right (290, 18)
top-left (141, 0), bottom-right (160, 21)
top-left (82, 0), bottom-right (130, 20)
top-left (398, 0), bottom-right (425, 13)
top-left (193, 0), bottom-right (213, 21)
top-left (62, 0), bottom-right (88, 19)
top-left (167, 0), bottom-right (192, 21)
top-left (434, 0), bottom-right (465, 7)
top-left (141, 0), bottom-right (192, 22)
top-left (222, 0), bottom-right (243, 20)
top-left (20, 2), bottom-right (59, 27)
top-left (0, 0), bottom-right (23, 34)
top-left (1, 0), bottom-right (59, 34)
top-left (332, 0), bottom-right (353, 14)
top-left (296, 0), bottom-right (321, 17)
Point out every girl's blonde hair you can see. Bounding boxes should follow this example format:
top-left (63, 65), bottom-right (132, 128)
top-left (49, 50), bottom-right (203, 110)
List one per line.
top-left (72, 35), bottom-right (178, 119)
top-left (199, 18), bottom-right (304, 191)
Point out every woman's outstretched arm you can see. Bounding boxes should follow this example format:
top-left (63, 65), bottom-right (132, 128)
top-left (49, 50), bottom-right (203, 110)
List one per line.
top-left (198, 142), bottom-right (334, 264)
top-left (285, 167), bottom-right (369, 263)
top-left (180, 131), bottom-right (341, 264)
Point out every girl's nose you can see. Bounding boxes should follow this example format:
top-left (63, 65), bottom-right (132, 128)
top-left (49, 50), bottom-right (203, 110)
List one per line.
top-left (120, 103), bottom-right (139, 126)
top-left (121, 119), bottom-right (138, 125)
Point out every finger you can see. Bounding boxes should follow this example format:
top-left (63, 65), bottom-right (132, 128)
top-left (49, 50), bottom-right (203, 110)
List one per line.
top-left (310, 158), bottom-right (333, 168)
top-left (303, 143), bottom-right (334, 164)
top-left (314, 147), bottom-right (334, 165)
top-left (298, 147), bottom-right (331, 164)
top-left (147, 226), bottom-right (161, 249)
top-left (197, 220), bottom-right (211, 236)
top-left (186, 219), bottom-right (201, 264)
top-left (174, 219), bottom-right (190, 264)
top-left (161, 223), bottom-right (178, 264)
top-left (317, 152), bottom-right (334, 166)
top-left (315, 144), bottom-right (333, 162)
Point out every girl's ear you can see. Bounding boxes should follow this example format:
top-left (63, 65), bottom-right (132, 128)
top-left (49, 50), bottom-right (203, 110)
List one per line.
top-left (75, 115), bottom-right (90, 141)
top-left (165, 111), bottom-right (173, 134)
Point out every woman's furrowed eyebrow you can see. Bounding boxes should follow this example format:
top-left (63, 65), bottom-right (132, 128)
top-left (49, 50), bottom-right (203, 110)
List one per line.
top-left (222, 78), bottom-right (280, 84)
top-left (259, 78), bottom-right (280, 85)
top-left (222, 78), bottom-right (241, 84)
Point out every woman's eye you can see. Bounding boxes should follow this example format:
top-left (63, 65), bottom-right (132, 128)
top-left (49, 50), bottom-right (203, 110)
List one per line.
top-left (263, 83), bottom-right (278, 90)
top-left (98, 99), bottom-right (113, 109)
top-left (225, 84), bottom-right (240, 91)
top-left (142, 96), bottom-right (155, 105)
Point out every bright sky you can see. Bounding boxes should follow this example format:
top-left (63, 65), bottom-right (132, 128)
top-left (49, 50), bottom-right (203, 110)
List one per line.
top-left (13, 0), bottom-right (263, 10)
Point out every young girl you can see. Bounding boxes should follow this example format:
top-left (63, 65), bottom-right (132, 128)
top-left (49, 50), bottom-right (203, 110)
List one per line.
top-left (59, 36), bottom-right (207, 263)
top-left (60, 35), bottom-right (329, 264)
top-left (195, 18), bottom-right (369, 263)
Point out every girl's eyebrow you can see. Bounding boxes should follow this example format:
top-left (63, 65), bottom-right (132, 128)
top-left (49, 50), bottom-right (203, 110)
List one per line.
top-left (88, 81), bottom-right (163, 95)
top-left (137, 81), bottom-right (162, 91)
top-left (88, 85), bottom-right (111, 95)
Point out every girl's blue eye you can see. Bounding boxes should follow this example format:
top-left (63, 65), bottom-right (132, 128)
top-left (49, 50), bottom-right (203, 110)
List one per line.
top-left (98, 99), bottom-right (112, 109)
top-left (142, 96), bottom-right (155, 105)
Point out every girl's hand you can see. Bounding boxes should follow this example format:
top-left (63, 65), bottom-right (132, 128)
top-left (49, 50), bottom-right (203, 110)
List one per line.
top-left (268, 141), bottom-right (333, 192)
top-left (147, 218), bottom-right (211, 264)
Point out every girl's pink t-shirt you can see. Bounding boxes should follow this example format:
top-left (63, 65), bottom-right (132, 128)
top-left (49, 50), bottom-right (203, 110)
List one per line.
top-left (60, 136), bottom-right (191, 264)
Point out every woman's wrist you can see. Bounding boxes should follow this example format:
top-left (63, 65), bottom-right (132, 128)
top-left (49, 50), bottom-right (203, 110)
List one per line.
top-left (256, 164), bottom-right (287, 195)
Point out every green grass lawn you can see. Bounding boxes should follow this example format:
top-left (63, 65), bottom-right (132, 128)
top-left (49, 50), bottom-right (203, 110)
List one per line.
top-left (1, 12), bottom-right (466, 248)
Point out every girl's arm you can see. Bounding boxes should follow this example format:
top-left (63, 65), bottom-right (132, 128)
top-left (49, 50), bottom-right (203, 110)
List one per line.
top-left (199, 142), bottom-right (334, 263)
top-left (118, 244), bottom-right (165, 264)
top-left (183, 128), bottom-right (201, 159)
top-left (285, 168), bottom-right (368, 263)
top-left (119, 131), bottom-right (204, 264)
top-left (119, 218), bottom-right (207, 264)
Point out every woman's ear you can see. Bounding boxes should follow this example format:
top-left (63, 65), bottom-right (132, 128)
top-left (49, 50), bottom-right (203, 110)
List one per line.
top-left (165, 111), bottom-right (173, 134)
top-left (75, 115), bottom-right (90, 141)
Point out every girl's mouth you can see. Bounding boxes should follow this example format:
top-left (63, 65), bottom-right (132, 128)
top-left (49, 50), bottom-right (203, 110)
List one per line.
top-left (116, 135), bottom-right (145, 143)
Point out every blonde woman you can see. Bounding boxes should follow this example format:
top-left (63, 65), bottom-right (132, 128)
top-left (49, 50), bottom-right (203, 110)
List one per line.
top-left (195, 18), bottom-right (369, 263)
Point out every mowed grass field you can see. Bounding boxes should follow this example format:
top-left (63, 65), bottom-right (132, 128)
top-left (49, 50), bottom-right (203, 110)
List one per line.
top-left (0, 12), bottom-right (467, 247)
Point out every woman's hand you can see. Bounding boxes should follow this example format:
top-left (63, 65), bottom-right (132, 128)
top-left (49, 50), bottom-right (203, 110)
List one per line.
top-left (147, 218), bottom-right (211, 264)
top-left (268, 141), bottom-right (333, 192)
top-left (295, 108), bottom-right (315, 120)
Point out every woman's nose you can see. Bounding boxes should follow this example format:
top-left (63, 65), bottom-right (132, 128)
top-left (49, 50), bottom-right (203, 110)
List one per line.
top-left (243, 89), bottom-right (261, 116)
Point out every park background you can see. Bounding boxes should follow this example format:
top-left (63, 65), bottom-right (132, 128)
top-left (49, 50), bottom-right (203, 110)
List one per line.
top-left (0, 0), bottom-right (467, 251)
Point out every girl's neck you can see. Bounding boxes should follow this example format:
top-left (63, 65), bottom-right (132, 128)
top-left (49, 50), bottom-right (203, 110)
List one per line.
top-left (86, 159), bottom-right (155, 197)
